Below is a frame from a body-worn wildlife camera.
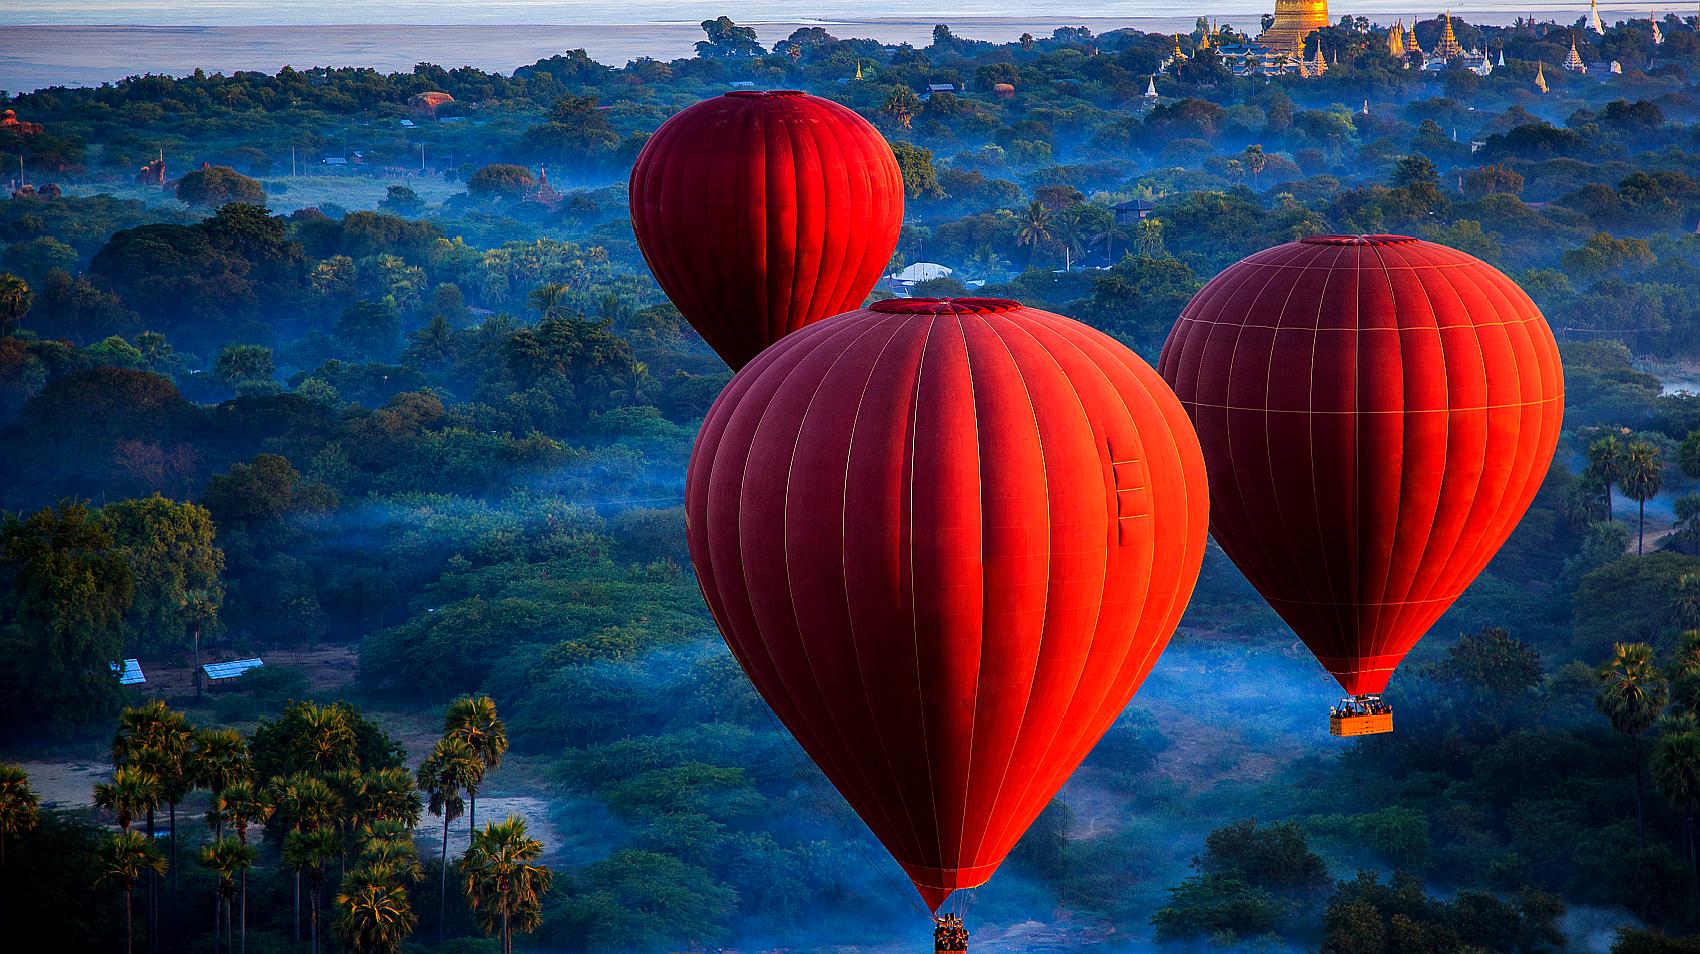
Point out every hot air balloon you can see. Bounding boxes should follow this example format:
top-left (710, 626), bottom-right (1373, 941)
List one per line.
top-left (629, 90), bottom-right (904, 369)
top-left (686, 297), bottom-right (1210, 923)
top-left (1158, 235), bottom-right (1564, 735)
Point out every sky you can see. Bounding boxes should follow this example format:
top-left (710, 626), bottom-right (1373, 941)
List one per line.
top-left (0, 0), bottom-right (1647, 26)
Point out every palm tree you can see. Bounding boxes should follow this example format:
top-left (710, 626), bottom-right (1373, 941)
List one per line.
top-left (199, 836), bottom-right (255, 954)
top-left (1674, 494), bottom-right (1700, 555)
top-left (1016, 201), bottom-right (1054, 267)
top-left (1599, 642), bottom-right (1671, 847)
top-left (1623, 440), bottom-right (1664, 554)
top-left (114, 700), bottom-right (193, 943)
top-left (180, 590), bottom-right (221, 698)
top-left (1242, 144), bottom-right (1268, 186)
top-left (1051, 208), bottom-right (1085, 272)
top-left (93, 765), bottom-right (162, 834)
top-left (1652, 714), bottom-right (1700, 894)
top-left (268, 773), bottom-right (341, 942)
top-left (1671, 630), bottom-right (1700, 717)
top-left (880, 85), bottom-right (920, 128)
top-left (1587, 433), bottom-right (1627, 517)
top-left (459, 817), bottom-right (553, 954)
top-left (284, 827), bottom-right (342, 954)
top-left (96, 830), bottom-right (167, 954)
top-left (191, 729), bottom-right (251, 838)
top-left (1134, 217), bottom-right (1166, 258)
top-left (334, 874), bottom-right (418, 954)
top-left (0, 274), bottom-right (30, 336)
top-left (1089, 219), bottom-right (1130, 264)
top-left (527, 283), bottom-right (572, 321)
top-left (0, 764), bottom-right (39, 933)
top-left (356, 821), bottom-right (424, 887)
top-left (417, 736), bottom-right (478, 943)
top-left (213, 780), bottom-right (271, 954)
top-left (292, 703), bottom-right (359, 774)
top-left (358, 767), bottom-right (422, 829)
top-left (445, 695), bottom-right (509, 835)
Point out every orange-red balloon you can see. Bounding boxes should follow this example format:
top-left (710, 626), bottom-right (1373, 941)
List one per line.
top-left (1159, 235), bottom-right (1564, 695)
top-left (687, 297), bottom-right (1209, 908)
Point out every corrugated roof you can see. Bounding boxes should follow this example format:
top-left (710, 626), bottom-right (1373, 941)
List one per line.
top-left (203, 658), bottom-right (264, 680)
top-left (111, 658), bottom-right (145, 685)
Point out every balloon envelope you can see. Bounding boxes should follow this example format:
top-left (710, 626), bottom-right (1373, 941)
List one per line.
top-left (1158, 235), bottom-right (1564, 695)
top-left (687, 297), bottom-right (1209, 908)
top-left (629, 90), bottom-right (904, 369)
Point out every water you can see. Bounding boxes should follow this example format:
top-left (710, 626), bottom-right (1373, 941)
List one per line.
top-left (0, 1), bottom-right (1661, 92)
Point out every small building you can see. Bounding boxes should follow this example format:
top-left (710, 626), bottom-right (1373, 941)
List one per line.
top-left (1113, 198), bottom-right (1156, 224)
top-left (889, 262), bottom-right (954, 284)
top-left (203, 658), bottom-right (264, 687)
top-left (0, 109), bottom-right (43, 135)
top-left (321, 156), bottom-right (349, 166)
top-left (400, 118), bottom-right (417, 128)
top-left (111, 659), bottom-right (145, 686)
top-left (409, 90), bottom-right (454, 113)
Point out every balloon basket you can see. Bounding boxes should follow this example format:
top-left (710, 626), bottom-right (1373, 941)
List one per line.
top-left (1330, 711), bottom-right (1393, 736)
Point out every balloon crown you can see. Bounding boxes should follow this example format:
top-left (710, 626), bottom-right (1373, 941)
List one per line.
top-left (1300, 234), bottom-right (1418, 246)
top-left (870, 297), bottom-right (1022, 315)
top-left (724, 89), bottom-right (807, 98)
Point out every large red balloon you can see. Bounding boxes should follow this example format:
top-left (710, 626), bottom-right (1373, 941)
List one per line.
top-left (687, 297), bottom-right (1209, 908)
top-left (629, 90), bottom-right (904, 369)
top-left (1158, 235), bottom-right (1564, 696)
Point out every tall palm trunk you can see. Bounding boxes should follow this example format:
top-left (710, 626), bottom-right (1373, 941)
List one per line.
top-left (168, 800), bottom-right (178, 937)
top-left (439, 821), bottom-right (450, 943)
top-left (503, 908), bottom-right (511, 954)
top-left (145, 807), bottom-right (157, 954)
top-left (1639, 499), bottom-right (1648, 554)
top-left (239, 869), bottom-right (247, 954)
top-left (293, 871), bottom-right (300, 942)
top-left (125, 888), bottom-right (135, 954)
top-left (193, 621), bottom-right (203, 698)
top-left (469, 789), bottom-right (477, 837)
top-left (1634, 732), bottom-right (1648, 848)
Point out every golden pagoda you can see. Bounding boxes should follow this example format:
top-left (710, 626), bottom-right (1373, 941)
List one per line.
top-left (1313, 45), bottom-right (1328, 74)
top-left (1535, 61), bottom-right (1549, 93)
top-left (1258, 0), bottom-right (1330, 55)
top-left (1432, 11), bottom-right (1464, 59)
top-left (1564, 39), bottom-right (1587, 72)
top-left (1388, 20), bottom-right (1407, 56)
top-left (855, 61), bottom-right (863, 79)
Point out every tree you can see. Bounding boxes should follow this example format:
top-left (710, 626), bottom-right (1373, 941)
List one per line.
top-left (528, 283), bottom-right (573, 321)
top-left (460, 817), bottom-right (553, 954)
top-left (212, 779), bottom-right (270, 954)
top-left (199, 836), bottom-right (255, 954)
top-left (466, 165), bottom-right (535, 201)
top-left (1242, 144), bottom-right (1269, 185)
top-left (695, 16), bottom-right (763, 57)
top-left (94, 765), bottom-right (162, 834)
top-left (445, 695), bottom-right (508, 835)
top-left (1624, 440), bottom-right (1664, 554)
top-left (334, 875), bottom-right (418, 954)
top-left (417, 735), bottom-right (477, 942)
top-left (268, 772), bottom-right (340, 943)
top-left (191, 729), bottom-right (251, 835)
top-left (0, 274), bottom-right (30, 336)
top-left (1599, 642), bottom-right (1671, 847)
top-left (889, 141), bottom-right (945, 199)
top-left (881, 86), bottom-right (921, 128)
top-left (0, 763), bottom-right (38, 933)
top-left (96, 830), bottom-right (167, 954)
top-left (214, 344), bottom-right (276, 395)
top-left (1652, 715), bottom-right (1700, 894)
top-left (284, 827), bottom-right (341, 954)
top-left (1589, 434), bottom-right (1628, 516)
top-left (98, 495), bottom-right (224, 661)
top-left (0, 502), bottom-right (134, 737)
top-left (175, 165), bottom-right (264, 207)
top-left (1016, 201), bottom-right (1055, 265)
top-left (113, 700), bottom-right (193, 946)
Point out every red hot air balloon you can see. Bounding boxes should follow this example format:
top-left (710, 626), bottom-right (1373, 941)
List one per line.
top-left (1158, 235), bottom-right (1564, 734)
top-left (686, 297), bottom-right (1209, 911)
top-left (629, 90), bottom-right (904, 369)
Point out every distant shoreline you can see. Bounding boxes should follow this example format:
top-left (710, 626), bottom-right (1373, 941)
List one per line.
top-left (0, 12), bottom-right (1623, 94)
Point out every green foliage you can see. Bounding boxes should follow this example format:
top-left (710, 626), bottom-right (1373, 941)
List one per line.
top-left (175, 165), bottom-right (265, 207)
